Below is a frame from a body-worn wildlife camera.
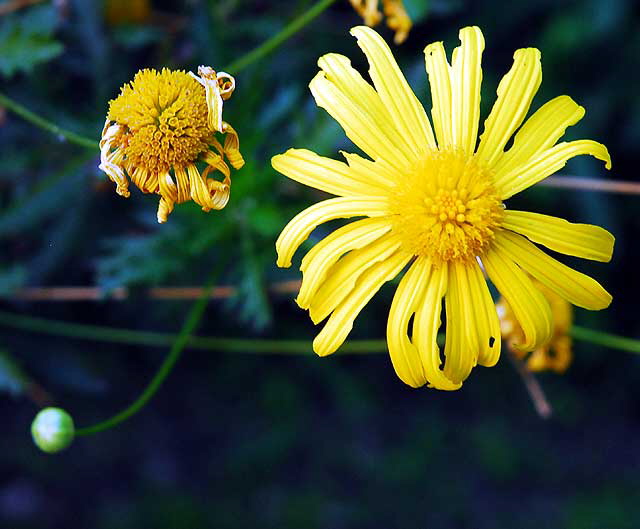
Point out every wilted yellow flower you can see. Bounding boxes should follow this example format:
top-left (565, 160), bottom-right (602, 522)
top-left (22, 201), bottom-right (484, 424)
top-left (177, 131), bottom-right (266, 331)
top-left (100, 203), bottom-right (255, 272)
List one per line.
top-left (497, 282), bottom-right (573, 373)
top-left (99, 66), bottom-right (243, 223)
top-left (348, 0), bottom-right (412, 44)
top-left (272, 26), bottom-right (614, 390)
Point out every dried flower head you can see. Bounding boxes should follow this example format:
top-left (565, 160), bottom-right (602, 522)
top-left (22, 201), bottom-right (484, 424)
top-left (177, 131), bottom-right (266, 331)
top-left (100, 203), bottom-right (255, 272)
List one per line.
top-left (99, 66), bottom-right (243, 223)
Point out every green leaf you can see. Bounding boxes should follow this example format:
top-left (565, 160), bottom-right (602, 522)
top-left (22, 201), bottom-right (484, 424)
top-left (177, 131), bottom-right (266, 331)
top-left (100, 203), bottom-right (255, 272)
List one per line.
top-left (0, 5), bottom-right (63, 77)
top-left (0, 156), bottom-right (90, 238)
top-left (225, 213), bottom-right (272, 332)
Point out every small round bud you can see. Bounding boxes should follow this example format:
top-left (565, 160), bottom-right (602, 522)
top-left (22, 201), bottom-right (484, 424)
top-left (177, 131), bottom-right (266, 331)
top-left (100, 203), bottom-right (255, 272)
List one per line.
top-left (31, 407), bottom-right (75, 453)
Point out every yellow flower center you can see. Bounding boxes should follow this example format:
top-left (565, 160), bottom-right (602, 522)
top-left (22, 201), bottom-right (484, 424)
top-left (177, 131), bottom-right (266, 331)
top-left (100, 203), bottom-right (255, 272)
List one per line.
top-left (107, 68), bottom-right (211, 176)
top-left (389, 149), bottom-right (504, 265)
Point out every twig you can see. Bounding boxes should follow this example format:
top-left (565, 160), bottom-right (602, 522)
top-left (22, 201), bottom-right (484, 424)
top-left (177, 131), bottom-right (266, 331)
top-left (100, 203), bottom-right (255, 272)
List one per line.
top-left (0, 0), bottom-right (46, 16)
top-left (541, 175), bottom-right (640, 195)
top-left (7, 281), bottom-right (302, 301)
top-left (507, 351), bottom-right (552, 419)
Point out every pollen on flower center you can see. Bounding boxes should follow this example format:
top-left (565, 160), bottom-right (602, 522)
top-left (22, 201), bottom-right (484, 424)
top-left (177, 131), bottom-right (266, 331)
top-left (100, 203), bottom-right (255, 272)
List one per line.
top-left (389, 149), bottom-right (504, 264)
top-left (107, 68), bottom-right (211, 176)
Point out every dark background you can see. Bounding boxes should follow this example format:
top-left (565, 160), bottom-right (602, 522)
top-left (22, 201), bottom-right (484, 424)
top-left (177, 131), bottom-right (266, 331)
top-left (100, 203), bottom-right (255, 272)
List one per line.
top-left (1, 0), bottom-right (639, 527)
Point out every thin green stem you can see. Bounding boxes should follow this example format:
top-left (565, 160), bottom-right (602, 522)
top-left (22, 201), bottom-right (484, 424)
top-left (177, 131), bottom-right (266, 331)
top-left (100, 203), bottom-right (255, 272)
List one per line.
top-left (74, 259), bottom-right (228, 436)
top-left (0, 309), bottom-right (385, 355)
top-left (2, 307), bottom-right (640, 356)
top-left (0, 91), bottom-right (97, 150)
top-left (570, 325), bottom-right (640, 354)
top-left (224, 0), bottom-right (338, 73)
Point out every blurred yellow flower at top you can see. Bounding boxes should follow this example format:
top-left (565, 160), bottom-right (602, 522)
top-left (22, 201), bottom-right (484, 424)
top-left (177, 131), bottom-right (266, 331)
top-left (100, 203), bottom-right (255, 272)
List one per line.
top-left (497, 282), bottom-right (573, 373)
top-left (349, 0), bottom-right (412, 44)
top-left (105, 0), bottom-right (151, 25)
top-left (272, 26), bottom-right (614, 390)
top-left (99, 66), bottom-right (243, 223)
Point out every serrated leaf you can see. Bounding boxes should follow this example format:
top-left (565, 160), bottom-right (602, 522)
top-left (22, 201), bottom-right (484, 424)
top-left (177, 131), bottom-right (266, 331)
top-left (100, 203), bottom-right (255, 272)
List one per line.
top-left (225, 217), bottom-right (272, 332)
top-left (97, 232), bottom-right (184, 290)
top-left (0, 5), bottom-right (63, 77)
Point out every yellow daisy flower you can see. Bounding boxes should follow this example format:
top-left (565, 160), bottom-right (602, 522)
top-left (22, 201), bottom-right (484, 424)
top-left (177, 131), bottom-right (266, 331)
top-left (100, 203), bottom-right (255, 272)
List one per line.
top-left (99, 66), bottom-right (244, 223)
top-left (348, 0), bottom-right (412, 44)
top-left (498, 281), bottom-right (573, 373)
top-left (272, 26), bottom-right (614, 390)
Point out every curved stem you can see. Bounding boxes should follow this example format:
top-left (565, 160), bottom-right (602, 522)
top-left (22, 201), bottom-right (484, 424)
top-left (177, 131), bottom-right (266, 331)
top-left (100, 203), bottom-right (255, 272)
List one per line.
top-left (0, 91), bottom-right (97, 150)
top-left (74, 259), bottom-right (227, 436)
top-left (224, 0), bottom-right (339, 73)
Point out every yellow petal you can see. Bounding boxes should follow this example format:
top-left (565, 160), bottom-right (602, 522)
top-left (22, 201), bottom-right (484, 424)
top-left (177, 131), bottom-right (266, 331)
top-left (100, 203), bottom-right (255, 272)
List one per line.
top-left (276, 196), bottom-right (390, 268)
top-left (309, 233), bottom-right (401, 324)
top-left (340, 151), bottom-right (396, 191)
top-left (157, 172), bottom-right (177, 223)
top-left (502, 210), bottom-right (614, 262)
top-left (190, 66), bottom-right (225, 133)
top-left (130, 166), bottom-right (154, 194)
top-left (450, 26), bottom-right (484, 155)
top-left (495, 139), bottom-right (612, 199)
top-left (476, 48), bottom-right (542, 168)
top-left (222, 122), bottom-right (245, 170)
top-left (493, 230), bottom-right (612, 310)
top-left (441, 261), bottom-right (478, 383)
top-left (202, 151), bottom-right (230, 177)
top-left (412, 261), bottom-right (462, 390)
top-left (318, 53), bottom-right (394, 131)
top-left (465, 261), bottom-right (502, 367)
top-left (297, 217), bottom-right (392, 308)
top-left (206, 172), bottom-right (231, 210)
top-left (424, 41), bottom-right (453, 148)
top-left (386, 258), bottom-right (429, 388)
top-left (482, 243), bottom-right (553, 351)
top-left (313, 250), bottom-right (411, 356)
top-left (173, 166), bottom-right (190, 203)
top-left (350, 25), bottom-right (437, 154)
top-left (187, 164), bottom-right (214, 211)
top-left (492, 95), bottom-right (585, 176)
top-left (309, 72), bottom-right (411, 169)
top-left (271, 149), bottom-right (388, 197)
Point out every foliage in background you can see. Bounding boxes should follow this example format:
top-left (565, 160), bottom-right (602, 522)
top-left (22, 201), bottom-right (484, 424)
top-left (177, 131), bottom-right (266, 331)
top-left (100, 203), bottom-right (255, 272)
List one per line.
top-left (0, 0), bottom-right (639, 528)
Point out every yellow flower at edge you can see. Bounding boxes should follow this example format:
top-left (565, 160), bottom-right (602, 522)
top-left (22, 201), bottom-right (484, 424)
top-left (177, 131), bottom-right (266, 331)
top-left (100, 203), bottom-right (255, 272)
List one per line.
top-left (349, 0), bottom-right (412, 44)
top-left (272, 26), bottom-right (614, 390)
top-left (105, 0), bottom-right (151, 26)
top-left (497, 281), bottom-right (573, 373)
top-left (99, 66), bottom-right (244, 223)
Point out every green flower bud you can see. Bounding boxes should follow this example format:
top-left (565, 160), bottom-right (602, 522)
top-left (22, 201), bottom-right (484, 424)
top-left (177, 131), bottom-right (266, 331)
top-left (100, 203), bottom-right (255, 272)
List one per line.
top-left (31, 407), bottom-right (75, 453)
